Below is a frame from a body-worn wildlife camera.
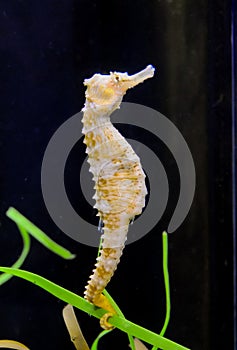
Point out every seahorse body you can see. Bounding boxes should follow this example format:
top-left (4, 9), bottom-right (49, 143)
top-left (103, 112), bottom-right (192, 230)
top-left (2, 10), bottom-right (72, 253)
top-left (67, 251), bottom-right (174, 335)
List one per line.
top-left (82, 65), bottom-right (155, 316)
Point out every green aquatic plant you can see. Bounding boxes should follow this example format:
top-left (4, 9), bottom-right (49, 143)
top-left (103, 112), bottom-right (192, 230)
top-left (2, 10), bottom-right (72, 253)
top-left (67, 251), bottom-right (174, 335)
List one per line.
top-left (0, 208), bottom-right (189, 350)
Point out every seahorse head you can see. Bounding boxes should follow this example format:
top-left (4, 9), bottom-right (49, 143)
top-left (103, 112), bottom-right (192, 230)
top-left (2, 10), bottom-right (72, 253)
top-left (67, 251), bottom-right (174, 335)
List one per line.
top-left (84, 65), bottom-right (155, 113)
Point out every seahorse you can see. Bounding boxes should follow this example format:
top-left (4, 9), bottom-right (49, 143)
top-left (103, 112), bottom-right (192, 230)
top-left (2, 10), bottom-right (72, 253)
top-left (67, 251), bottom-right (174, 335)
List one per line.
top-left (82, 65), bottom-right (155, 328)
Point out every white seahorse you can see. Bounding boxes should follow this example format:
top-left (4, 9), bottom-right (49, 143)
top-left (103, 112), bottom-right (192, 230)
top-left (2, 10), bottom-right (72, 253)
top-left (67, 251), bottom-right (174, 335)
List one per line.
top-left (82, 65), bottom-right (155, 327)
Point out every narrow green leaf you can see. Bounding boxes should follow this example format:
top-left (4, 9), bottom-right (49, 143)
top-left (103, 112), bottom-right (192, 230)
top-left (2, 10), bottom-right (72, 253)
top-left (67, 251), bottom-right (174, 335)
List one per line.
top-left (91, 329), bottom-right (111, 350)
top-left (0, 225), bottom-right (30, 286)
top-left (0, 267), bottom-right (190, 350)
top-left (0, 266), bottom-right (106, 316)
top-left (6, 207), bottom-right (75, 260)
top-left (152, 231), bottom-right (171, 350)
top-left (160, 231), bottom-right (170, 337)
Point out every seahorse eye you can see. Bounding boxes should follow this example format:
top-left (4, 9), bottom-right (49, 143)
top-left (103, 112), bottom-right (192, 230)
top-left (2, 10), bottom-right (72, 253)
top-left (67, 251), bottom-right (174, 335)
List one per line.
top-left (113, 74), bottom-right (120, 83)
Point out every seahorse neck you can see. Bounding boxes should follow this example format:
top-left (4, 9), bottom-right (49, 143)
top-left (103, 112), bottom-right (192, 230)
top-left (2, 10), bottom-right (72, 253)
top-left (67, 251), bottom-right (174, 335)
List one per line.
top-left (82, 100), bottom-right (114, 134)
